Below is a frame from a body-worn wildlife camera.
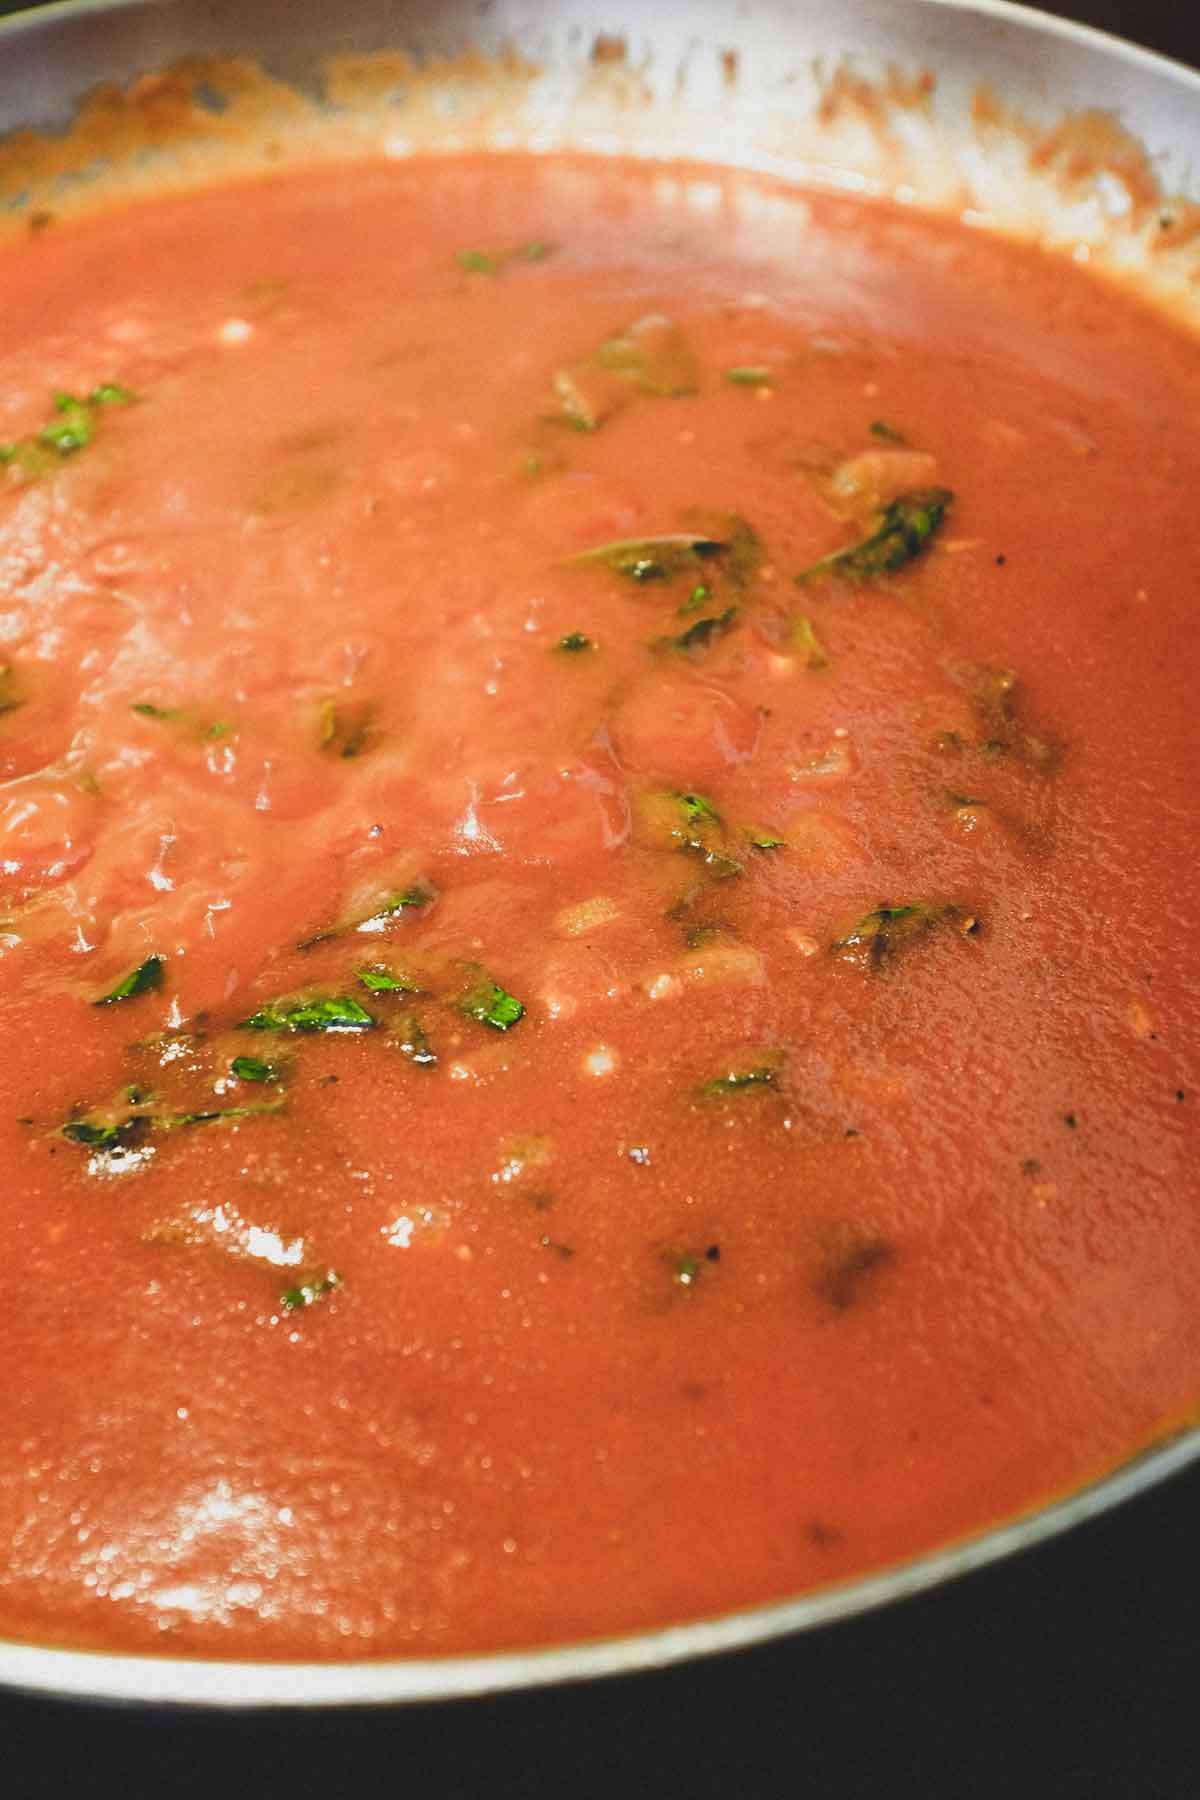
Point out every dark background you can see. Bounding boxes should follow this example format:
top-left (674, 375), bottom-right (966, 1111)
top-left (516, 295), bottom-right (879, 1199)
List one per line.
top-left (1, 2), bottom-right (1197, 1794)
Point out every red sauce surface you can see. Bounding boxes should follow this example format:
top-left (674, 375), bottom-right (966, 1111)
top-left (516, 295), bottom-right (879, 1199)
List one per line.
top-left (2, 154), bottom-right (1199, 1660)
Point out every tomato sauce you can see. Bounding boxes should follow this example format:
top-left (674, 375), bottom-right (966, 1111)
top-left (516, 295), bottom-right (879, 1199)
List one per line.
top-left (2, 153), bottom-right (1199, 1660)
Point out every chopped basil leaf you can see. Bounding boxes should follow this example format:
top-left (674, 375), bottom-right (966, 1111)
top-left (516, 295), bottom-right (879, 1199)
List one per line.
top-left (642, 788), bottom-right (744, 879)
top-left (230, 1055), bottom-right (279, 1084)
top-left (702, 1063), bottom-right (780, 1097)
top-left (672, 1243), bottom-right (720, 1286)
top-left (62, 1117), bottom-right (138, 1148)
top-left (657, 605), bottom-right (738, 654)
top-left (549, 314), bottom-right (699, 429)
top-left (726, 366), bottom-right (773, 387)
top-left (62, 1099), bottom-right (281, 1147)
top-left (557, 632), bottom-right (595, 653)
top-left (355, 887), bottom-right (433, 933)
top-left (0, 440), bottom-right (55, 478)
top-left (94, 956), bottom-right (165, 1006)
top-left (41, 392), bottom-right (94, 454)
top-left (797, 488), bottom-right (952, 582)
top-left (549, 367), bottom-right (608, 433)
top-left (130, 702), bottom-right (233, 741)
top-left (298, 883), bottom-right (434, 950)
top-left (90, 382), bottom-right (135, 407)
top-left (712, 513), bottom-right (766, 590)
top-left (750, 833), bottom-right (786, 850)
top-left (959, 666), bottom-right (1061, 771)
top-left (571, 532), bottom-right (728, 582)
top-left (830, 902), bottom-right (978, 968)
top-left (791, 615), bottom-right (829, 670)
top-left (593, 314), bottom-right (700, 397)
top-left (240, 995), bottom-right (376, 1032)
top-left (169, 1104), bottom-right (284, 1128)
top-left (357, 966), bottom-right (419, 993)
top-left (395, 1014), bottom-right (438, 1068)
top-left (318, 697), bottom-right (376, 759)
top-left (455, 971), bottom-right (525, 1032)
top-left (457, 241), bottom-right (554, 275)
top-left (572, 517), bottom-right (763, 618)
top-left (679, 791), bottom-right (720, 827)
top-left (280, 1269), bottom-right (341, 1311)
top-left (3, 383), bottom-right (136, 471)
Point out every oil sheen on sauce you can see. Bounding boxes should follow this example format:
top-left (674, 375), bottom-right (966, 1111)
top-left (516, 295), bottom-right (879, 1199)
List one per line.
top-left (1, 154), bottom-right (1198, 1660)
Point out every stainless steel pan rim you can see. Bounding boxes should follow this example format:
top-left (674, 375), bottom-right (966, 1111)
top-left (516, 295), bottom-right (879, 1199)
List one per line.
top-left (2, 1429), bottom-right (1198, 1707)
top-left (0, 0), bottom-right (1197, 1708)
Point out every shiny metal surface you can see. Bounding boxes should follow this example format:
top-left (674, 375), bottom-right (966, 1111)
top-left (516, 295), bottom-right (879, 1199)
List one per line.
top-left (0, 0), bottom-right (1197, 1708)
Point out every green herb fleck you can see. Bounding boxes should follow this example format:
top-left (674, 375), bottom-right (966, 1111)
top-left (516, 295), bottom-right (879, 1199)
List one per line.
top-left (94, 956), bottom-right (165, 1006)
top-left (548, 314), bottom-right (699, 430)
top-left (355, 888), bottom-right (433, 933)
top-left (750, 833), bottom-right (786, 851)
top-left (797, 488), bottom-right (952, 583)
top-left (679, 791), bottom-right (720, 827)
top-left (240, 995), bottom-right (376, 1033)
top-left (791, 615), bottom-right (829, 670)
top-left (571, 532), bottom-right (728, 583)
top-left (90, 382), bottom-right (135, 408)
top-left (657, 606), bottom-right (739, 655)
top-left (395, 1014), bottom-right (438, 1068)
top-left (357, 966), bottom-right (419, 994)
top-left (701, 1063), bottom-right (780, 1097)
top-left (16, 383), bottom-right (136, 465)
top-left (593, 314), bottom-right (699, 397)
top-left (671, 1243), bottom-right (721, 1288)
top-left (869, 419), bottom-right (907, 443)
top-left (131, 702), bottom-right (180, 722)
top-left (457, 241), bottom-right (554, 275)
top-left (230, 1055), bottom-right (279, 1084)
top-left (642, 788), bottom-right (744, 879)
top-left (557, 632), bottom-right (595, 653)
top-left (299, 883), bottom-right (434, 950)
top-left (830, 903), bottom-right (977, 969)
top-left (40, 392), bottom-right (94, 454)
top-left (965, 666), bottom-right (1061, 771)
top-left (62, 1097), bottom-right (282, 1148)
top-left (726, 366), bottom-right (773, 388)
top-left (318, 698), bottom-right (376, 759)
top-left (455, 971), bottom-right (525, 1032)
top-left (168, 1104), bottom-right (284, 1129)
top-left (280, 1269), bottom-right (341, 1311)
top-left (61, 1117), bottom-right (140, 1149)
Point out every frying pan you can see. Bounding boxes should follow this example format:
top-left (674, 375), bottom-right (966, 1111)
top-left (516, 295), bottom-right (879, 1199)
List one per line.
top-left (0, 0), bottom-right (1197, 1708)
